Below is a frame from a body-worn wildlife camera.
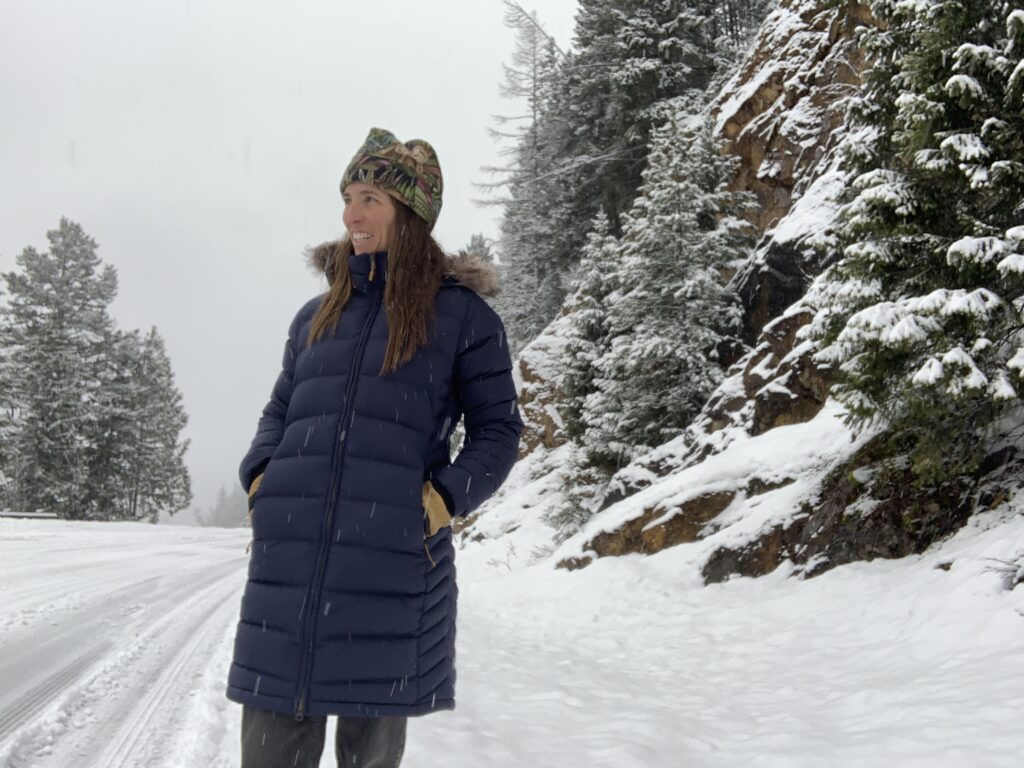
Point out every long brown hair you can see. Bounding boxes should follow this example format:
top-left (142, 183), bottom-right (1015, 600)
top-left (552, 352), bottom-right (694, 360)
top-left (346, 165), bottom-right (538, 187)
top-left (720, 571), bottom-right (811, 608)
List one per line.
top-left (307, 200), bottom-right (448, 376)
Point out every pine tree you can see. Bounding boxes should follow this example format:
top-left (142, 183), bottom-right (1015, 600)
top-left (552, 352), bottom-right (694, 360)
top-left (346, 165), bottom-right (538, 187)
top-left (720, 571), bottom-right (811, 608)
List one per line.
top-left (126, 328), bottom-right (192, 522)
top-left (515, 0), bottom-right (731, 341)
top-left (486, 1), bottom-right (775, 350)
top-left (1, 218), bottom-right (118, 517)
top-left (0, 219), bottom-right (192, 520)
top-left (461, 233), bottom-right (496, 265)
top-left (542, 441), bottom-right (614, 543)
top-left (806, 0), bottom-right (1024, 484)
top-left (561, 211), bottom-right (623, 467)
top-left (697, 0), bottom-right (779, 82)
top-left (0, 285), bottom-right (13, 506)
top-left (592, 111), bottom-right (753, 460)
top-left (493, 168), bottom-right (573, 348)
top-left (485, 2), bottom-right (568, 348)
top-left (81, 328), bottom-right (145, 519)
top-left (80, 327), bottom-right (191, 521)
top-left (554, 0), bottom-right (718, 235)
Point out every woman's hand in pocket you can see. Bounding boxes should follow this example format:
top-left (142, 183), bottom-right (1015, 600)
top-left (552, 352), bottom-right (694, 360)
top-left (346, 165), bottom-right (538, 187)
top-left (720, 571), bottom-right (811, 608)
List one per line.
top-left (421, 480), bottom-right (452, 537)
top-left (247, 472), bottom-right (265, 527)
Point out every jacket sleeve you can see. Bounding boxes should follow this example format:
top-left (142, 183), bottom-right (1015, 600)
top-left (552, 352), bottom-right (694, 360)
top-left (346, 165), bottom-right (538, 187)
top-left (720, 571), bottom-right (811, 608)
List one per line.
top-left (238, 309), bottom-right (301, 494)
top-left (431, 294), bottom-right (524, 518)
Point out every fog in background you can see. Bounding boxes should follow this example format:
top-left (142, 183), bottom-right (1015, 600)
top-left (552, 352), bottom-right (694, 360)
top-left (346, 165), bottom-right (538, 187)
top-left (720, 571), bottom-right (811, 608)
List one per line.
top-left (0, 0), bottom-right (579, 523)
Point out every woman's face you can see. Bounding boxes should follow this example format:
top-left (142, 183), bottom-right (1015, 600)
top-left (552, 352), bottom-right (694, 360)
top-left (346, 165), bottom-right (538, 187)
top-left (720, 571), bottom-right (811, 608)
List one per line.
top-left (342, 182), bottom-right (398, 254)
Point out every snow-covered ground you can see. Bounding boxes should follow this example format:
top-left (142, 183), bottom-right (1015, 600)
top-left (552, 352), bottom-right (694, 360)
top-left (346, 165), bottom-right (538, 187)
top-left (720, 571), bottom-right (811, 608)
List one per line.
top-left (1, 508), bottom-right (1022, 767)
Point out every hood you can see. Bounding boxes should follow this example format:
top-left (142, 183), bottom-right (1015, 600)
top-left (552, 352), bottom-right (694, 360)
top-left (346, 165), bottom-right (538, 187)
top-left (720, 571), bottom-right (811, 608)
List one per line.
top-left (305, 239), bottom-right (500, 298)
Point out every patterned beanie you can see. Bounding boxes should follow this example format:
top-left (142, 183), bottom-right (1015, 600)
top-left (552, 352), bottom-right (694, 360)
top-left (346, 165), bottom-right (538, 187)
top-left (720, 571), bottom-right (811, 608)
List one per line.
top-left (340, 127), bottom-right (444, 231)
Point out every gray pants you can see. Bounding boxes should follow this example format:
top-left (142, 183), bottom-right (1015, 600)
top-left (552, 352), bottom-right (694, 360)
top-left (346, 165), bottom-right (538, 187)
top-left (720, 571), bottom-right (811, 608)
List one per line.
top-left (241, 705), bottom-right (407, 768)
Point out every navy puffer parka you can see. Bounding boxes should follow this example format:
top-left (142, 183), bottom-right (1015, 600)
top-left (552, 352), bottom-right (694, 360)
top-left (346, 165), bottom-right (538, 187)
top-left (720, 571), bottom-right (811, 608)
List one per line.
top-left (226, 242), bottom-right (524, 718)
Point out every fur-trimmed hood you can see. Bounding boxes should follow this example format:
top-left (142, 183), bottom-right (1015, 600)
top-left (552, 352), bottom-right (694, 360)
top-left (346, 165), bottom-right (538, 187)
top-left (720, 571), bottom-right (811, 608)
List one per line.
top-left (306, 239), bottom-right (500, 298)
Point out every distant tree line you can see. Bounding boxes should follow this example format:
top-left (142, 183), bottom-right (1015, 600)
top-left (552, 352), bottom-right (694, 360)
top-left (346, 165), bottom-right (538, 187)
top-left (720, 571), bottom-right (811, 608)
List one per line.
top-left (195, 483), bottom-right (248, 528)
top-left (0, 217), bottom-right (192, 521)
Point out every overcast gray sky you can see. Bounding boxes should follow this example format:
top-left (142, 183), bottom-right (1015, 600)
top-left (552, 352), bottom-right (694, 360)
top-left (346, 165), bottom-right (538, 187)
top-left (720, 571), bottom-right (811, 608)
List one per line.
top-left (0, 0), bottom-right (579, 523)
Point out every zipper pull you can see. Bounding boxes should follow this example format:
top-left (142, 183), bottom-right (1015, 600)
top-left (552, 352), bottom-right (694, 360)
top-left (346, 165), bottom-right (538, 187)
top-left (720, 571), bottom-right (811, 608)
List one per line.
top-left (295, 692), bottom-right (306, 721)
top-left (369, 253), bottom-right (376, 282)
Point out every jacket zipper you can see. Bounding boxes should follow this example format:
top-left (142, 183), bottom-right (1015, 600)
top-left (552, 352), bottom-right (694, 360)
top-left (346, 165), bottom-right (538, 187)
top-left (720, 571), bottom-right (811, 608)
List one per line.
top-left (294, 257), bottom-right (382, 720)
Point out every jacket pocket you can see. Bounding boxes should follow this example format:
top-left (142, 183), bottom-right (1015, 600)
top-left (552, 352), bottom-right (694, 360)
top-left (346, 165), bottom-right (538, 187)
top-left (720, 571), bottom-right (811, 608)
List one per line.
top-left (420, 478), bottom-right (453, 570)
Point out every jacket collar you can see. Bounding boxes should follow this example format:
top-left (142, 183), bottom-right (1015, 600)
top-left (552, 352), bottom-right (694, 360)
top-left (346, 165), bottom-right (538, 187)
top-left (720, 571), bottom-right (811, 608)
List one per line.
top-left (347, 250), bottom-right (389, 292)
top-left (307, 239), bottom-right (500, 298)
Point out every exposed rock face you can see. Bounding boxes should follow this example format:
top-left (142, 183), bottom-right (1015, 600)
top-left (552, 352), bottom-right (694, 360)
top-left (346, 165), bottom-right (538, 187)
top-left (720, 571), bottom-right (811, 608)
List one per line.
top-left (701, 441), bottom-right (1019, 583)
top-left (514, 315), bottom-right (572, 456)
top-left (733, 241), bottom-right (816, 347)
top-left (584, 473), bottom-right (799, 561)
top-left (587, 491), bottom-right (735, 557)
top-left (554, 476), bottom-right (797, 572)
top-left (715, 0), bottom-right (870, 231)
top-left (594, 305), bottom-right (830, 515)
top-left (743, 310), bottom-right (833, 435)
top-left (712, 0), bottom-right (875, 344)
top-left (517, 355), bottom-right (563, 454)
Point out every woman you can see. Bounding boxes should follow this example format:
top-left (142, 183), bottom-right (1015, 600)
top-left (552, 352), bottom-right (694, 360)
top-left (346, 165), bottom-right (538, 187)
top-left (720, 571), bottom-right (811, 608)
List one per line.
top-left (227, 127), bottom-right (524, 768)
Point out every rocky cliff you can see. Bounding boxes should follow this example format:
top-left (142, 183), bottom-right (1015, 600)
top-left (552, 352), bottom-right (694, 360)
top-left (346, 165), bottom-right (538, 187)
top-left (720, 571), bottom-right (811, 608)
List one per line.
top-left (482, 0), bottom-right (1023, 583)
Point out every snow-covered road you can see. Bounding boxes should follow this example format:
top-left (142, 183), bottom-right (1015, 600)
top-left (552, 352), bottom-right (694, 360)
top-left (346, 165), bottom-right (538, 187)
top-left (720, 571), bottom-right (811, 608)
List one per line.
top-left (1, 512), bottom-right (1022, 768)
top-left (0, 523), bottom-right (246, 767)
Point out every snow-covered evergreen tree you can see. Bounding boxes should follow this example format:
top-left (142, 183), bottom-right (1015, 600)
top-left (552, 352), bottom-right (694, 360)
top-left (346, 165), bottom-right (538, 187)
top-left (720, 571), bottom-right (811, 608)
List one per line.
top-left (0, 285), bottom-right (12, 506)
top-left (1, 218), bottom-right (117, 517)
top-left (486, 2), bottom-right (568, 348)
top-left (806, 0), bottom-right (1024, 484)
top-left (541, 441), bottom-right (614, 544)
top-left (81, 328), bottom-right (145, 519)
top-left (126, 328), bottom-right (192, 522)
top-left (590, 112), bottom-right (752, 462)
top-left (0, 218), bottom-right (192, 520)
top-left (561, 211), bottom-right (624, 469)
top-left (556, 0), bottom-right (717, 235)
top-left (494, 167), bottom-right (573, 348)
top-left (82, 327), bottom-right (192, 521)
top-left (461, 233), bottom-right (496, 265)
top-left (555, 112), bottom-right (752, 540)
top-left (487, 1), bottom-right (774, 351)
top-left (698, 0), bottom-right (779, 86)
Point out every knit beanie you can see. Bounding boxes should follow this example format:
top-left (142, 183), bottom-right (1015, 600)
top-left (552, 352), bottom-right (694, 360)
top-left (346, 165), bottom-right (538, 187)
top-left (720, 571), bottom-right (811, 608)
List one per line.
top-left (340, 127), bottom-right (443, 231)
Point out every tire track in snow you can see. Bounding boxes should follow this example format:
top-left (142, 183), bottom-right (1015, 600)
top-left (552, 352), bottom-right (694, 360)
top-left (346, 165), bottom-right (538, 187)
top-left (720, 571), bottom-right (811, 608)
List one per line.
top-left (0, 575), bottom-right (164, 743)
top-left (0, 554), bottom-right (241, 742)
top-left (0, 563), bottom-right (155, 633)
top-left (0, 644), bottom-right (113, 743)
top-left (0, 539), bottom-right (242, 636)
top-left (95, 571), bottom-right (244, 768)
top-left (0, 558), bottom-right (245, 768)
